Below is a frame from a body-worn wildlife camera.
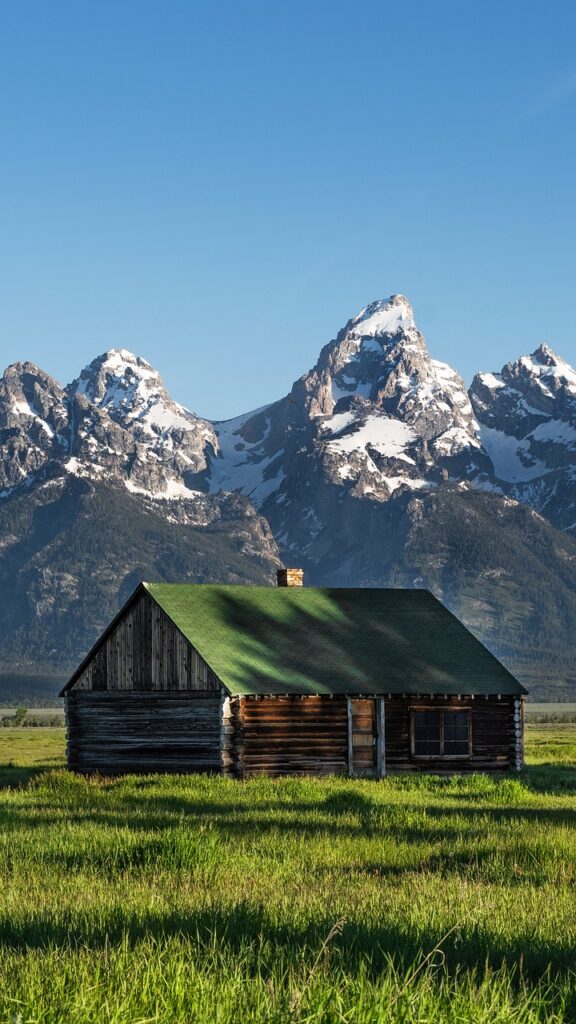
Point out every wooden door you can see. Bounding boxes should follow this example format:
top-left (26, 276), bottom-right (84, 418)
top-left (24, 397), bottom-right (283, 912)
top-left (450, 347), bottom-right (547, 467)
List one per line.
top-left (347, 697), bottom-right (385, 777)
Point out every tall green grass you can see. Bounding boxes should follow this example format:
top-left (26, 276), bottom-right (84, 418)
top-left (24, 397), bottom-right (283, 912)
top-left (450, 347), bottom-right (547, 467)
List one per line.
top-left (0, 728), bottom-right (575, 1022)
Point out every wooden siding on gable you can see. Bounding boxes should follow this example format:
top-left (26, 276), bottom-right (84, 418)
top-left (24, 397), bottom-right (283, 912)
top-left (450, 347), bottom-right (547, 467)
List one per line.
top-left (71, 589), bottom-right (220, 693)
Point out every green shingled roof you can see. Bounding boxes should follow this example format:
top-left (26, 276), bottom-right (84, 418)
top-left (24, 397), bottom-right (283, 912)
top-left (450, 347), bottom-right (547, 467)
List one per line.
top-left (144, 583), bottom-right (526, 697)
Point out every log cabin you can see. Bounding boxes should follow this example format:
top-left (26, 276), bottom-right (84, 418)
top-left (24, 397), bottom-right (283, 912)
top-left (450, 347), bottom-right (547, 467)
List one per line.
top-left (60, 569), bottom-right (527, 777)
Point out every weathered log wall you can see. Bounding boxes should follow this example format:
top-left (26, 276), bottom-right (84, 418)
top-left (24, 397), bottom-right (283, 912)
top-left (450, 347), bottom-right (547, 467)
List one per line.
top-left (65, 691), bottom-right (522, 777)
top-left (72, 590), bottom-right (219, 692)
top-left (65, 691), bottom-right (224, 774)
top-left (233, 695), bottom-right (349, 777)
top-left (384, 694), bottom-right (519, 773)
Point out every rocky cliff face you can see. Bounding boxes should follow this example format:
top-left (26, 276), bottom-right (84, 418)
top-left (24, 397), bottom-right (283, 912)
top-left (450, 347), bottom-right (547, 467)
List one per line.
top-left (0, 362), bottom-right (69, 492)
top-left (470, 344), bottom-right (576, 532)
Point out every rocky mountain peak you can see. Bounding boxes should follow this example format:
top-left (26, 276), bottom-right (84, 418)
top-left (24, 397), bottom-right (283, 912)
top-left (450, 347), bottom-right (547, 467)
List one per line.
top-left (311, 295), bottom-right (479, 442)
top-left (294, 294), bottom-right (430, 424)
top-left (0, 349), bottom-right (220, 503)
top-left (469, 344), bottom-right (576, 529)
top-left (514, 341), bottom-right (576, 378)
top-left (209, 294), bottom-right (489, 547)
top-left (72, 346), bottom-right (212, 439)
top-left (0, 361), bottom-right (70, 493)
top-left (70, 348), bottom-right (165, 412)
top-left (346, 294), bottom-right (416, 339)
top-left (63, 349), bottom-right (218, 498)
top-left (532, 342), bottom-right (560, 366)
top-left (0, 362), bottom-right (67, 441)
top-left (471, 343), bottom-right (576, 421)
top-left (0, 360), bottom-right (66, 409)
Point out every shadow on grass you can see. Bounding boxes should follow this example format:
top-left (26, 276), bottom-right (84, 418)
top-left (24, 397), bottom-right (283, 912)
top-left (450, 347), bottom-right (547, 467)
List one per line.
top-left (3, 784), bottom-right (576, 866)
top-left (0, 902), bottom-right (573, 987)
top-left (522, 764), bottom-right (576, 792)
top-left (0, 763), bottom-right (61, 789)
top-left (3, 758), bottom-right (575, 795)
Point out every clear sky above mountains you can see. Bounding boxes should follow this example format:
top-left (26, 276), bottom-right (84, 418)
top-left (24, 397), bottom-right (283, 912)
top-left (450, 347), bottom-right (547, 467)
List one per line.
top-left (0, 0), bottom-right (575, 418)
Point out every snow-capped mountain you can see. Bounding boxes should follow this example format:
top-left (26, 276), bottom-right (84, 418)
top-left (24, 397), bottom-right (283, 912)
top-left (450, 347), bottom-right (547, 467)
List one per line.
top-left (67, 349), bottom-right (217, 498)
top-left (0, 349), bottom-right (217, 501)
top-left (0, 351), bottom-right (279, 675)
top-left (0, 362), bottom-right (69, 493)
top-left (207, 295), bottom-right (492, 557)
top-left (3, 296), bottom-right (576, 551)
top-left (470, 344), bottom-right (576, 531)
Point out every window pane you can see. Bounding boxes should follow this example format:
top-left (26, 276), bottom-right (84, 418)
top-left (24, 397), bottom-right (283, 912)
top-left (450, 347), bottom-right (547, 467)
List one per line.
top-left (444, 739), bottom-right (469, 755)
top-left (413, 711), bottom-right (441, 755)
top-left (443, 711), bottom-right (469, 755)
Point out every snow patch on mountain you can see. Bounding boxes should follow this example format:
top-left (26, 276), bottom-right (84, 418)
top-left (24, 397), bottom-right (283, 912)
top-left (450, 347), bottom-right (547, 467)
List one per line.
top-left (478, 372), bottom-right (506, 391)
top-left (11, 399), bottom-right (56, 437)
top-left (319, 411), bottom-right (358, 436)
top-left (432, 425), bottom-right (482, 456)
top-left (124, 478), bottom-right (205, 500)
top-left (327, 415), bottom-right (417, 462)
top-left (478, 426), bottom-right (549, 483)
top-left (209, 406), bottom-right (284, 505)
top-left (331, 377), bottom-right (373, 403)
top-left (531, 420), bottom-right (576, 446)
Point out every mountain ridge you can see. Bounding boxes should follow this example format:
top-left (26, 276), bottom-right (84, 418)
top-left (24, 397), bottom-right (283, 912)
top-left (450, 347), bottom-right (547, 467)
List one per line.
top-left (3, 297), bottom-right (575, 522)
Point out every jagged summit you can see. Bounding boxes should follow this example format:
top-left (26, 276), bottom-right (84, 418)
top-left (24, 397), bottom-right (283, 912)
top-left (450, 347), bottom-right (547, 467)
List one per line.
top-left (516, 345), bottom-right (576, 397)
top-left (472, 342), bottom-right (576, 410)
top-left (88, 347), bottom-right (152, 366)
top-left (207, 294), bottom-right (488, 536)
top-left (106, 347), bottom-right (152, 365)
top-left (347, 294), bottom-right (415, 339)
top-left (0, 348), bottom-right (218, 501)
top-left (532, 342), bottom-right (560, 364)
top-left (3, 359), bottom-right (54, 377)
top-left (71, 348), bottom-right (163, 407)
top-left (470, 343), bottom-right (576, 528)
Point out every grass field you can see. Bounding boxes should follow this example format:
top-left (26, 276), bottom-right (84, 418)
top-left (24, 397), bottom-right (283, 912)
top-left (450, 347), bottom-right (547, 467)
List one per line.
top-left (1, 726), bottom-right (576, 1023)
top-left (525, 703), bottom-right (576, 722)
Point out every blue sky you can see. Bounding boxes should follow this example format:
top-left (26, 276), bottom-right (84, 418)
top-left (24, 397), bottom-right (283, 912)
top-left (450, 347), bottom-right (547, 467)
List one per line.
top-left (1, 1), bottom-right (575, 418)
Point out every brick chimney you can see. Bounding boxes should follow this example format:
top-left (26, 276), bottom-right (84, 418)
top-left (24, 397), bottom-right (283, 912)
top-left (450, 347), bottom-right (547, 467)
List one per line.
top-left (276, 568), bottom-right (304, 587)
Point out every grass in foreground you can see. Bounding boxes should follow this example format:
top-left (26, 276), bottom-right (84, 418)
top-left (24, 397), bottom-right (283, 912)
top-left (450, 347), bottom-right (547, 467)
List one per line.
top-left (0, 727), bottom-right (575, 1023)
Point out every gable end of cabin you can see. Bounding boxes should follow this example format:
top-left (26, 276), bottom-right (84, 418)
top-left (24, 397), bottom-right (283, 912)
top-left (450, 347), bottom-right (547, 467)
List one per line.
top-left (63, 586), bottom-right (230, 775)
